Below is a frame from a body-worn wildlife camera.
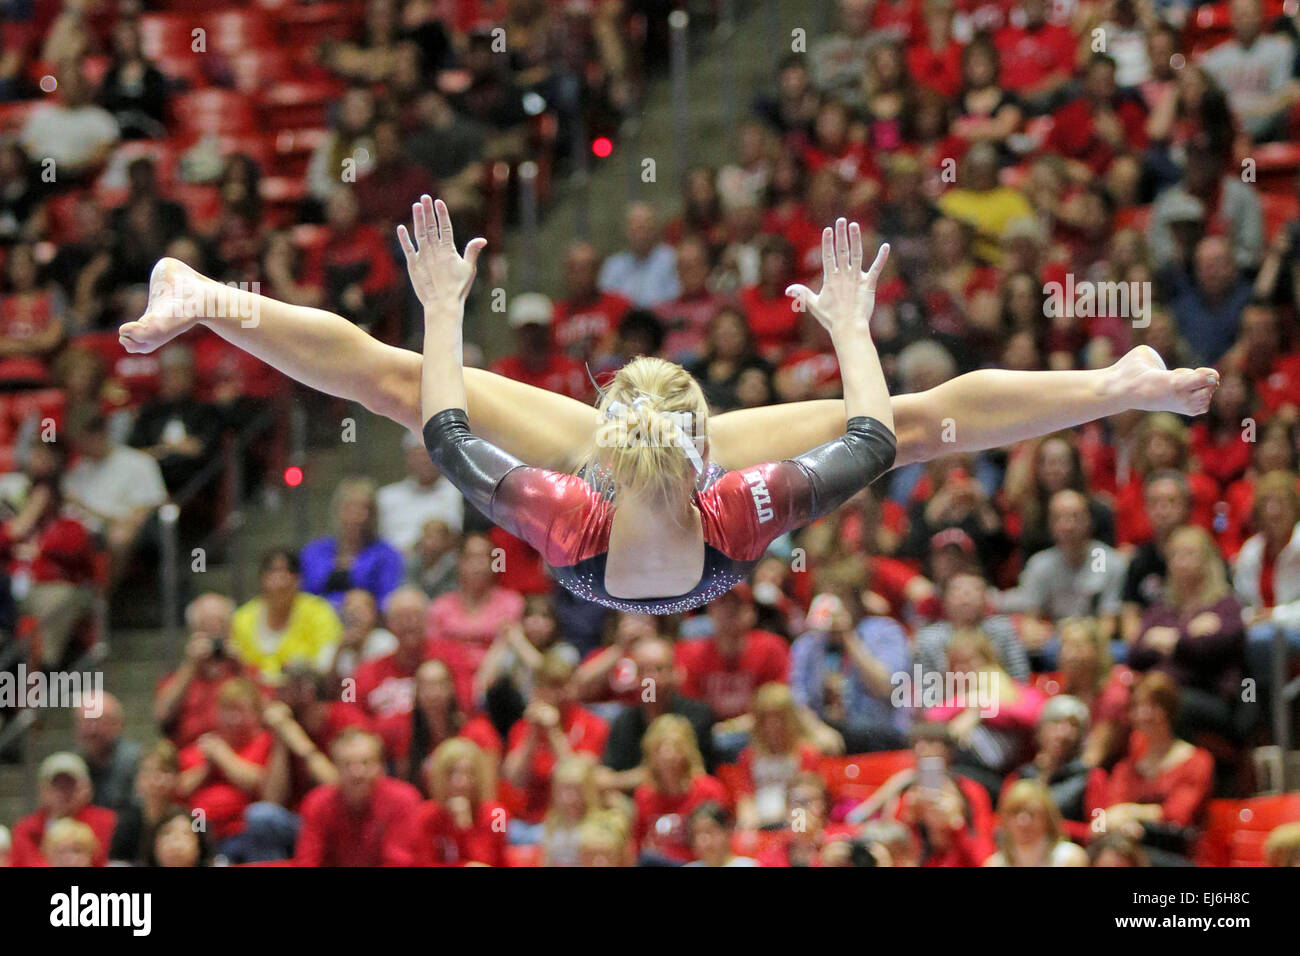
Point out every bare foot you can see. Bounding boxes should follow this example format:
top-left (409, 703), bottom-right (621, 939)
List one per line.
top-left (118, 257), bottom-right (204, 354)
top-left (1110, 345), bottom-right (1219, 416)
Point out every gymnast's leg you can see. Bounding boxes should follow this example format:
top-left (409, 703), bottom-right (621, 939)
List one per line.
top-left (119, 258), bottom-right (598, 471)
top-left (707, 347), bottom-right (1220, 471)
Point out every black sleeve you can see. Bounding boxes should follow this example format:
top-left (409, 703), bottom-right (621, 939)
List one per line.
top-left (422, 407), bottom-right (526, 532)
top-left (788, 415), bottom-right (897, 522)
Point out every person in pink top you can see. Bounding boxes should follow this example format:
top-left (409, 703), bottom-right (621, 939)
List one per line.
top-left (426, 532), bottom-right (524, 708)
top-left (924, 630), bottom-right (1046, 798)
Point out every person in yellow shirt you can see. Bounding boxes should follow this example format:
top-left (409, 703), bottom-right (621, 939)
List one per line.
top-left (229, 549), bottom-right (343, 683)
top-left (936, 143), bottom-right (1035, 265)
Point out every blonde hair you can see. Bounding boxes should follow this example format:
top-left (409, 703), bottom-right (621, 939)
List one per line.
top-left (750, 682), bottom-right (806, 756)
top-left (639, 713), bottom-right (706, 786)
top-left (587, 357), bottom-right (709, 505)
top-left (1265, 821), bottom-right (1300, 867)
top-left (1253, 470), bottom-right (1300, 526)
top-left (1163, 525), bottom-right (1228, 610)
top-left (426, 737), bottom-right (494, 807)
top-left (1059, 616), bottom-right (1112, 690)
top-left (332, 476), bottom-right (379, 539)
top-left (1136, 412), bottom-right (1189, 474)
top-left (997, 779), bottom-right (1066, 849)
top-left (577, 809), bottom-right (632, 864)
top-left (544, 755), bottom-right (600, 834)
top-left (41, 818), bottom-right (99, 861)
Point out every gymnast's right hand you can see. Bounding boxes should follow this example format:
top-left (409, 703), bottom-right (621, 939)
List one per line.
top-left (785, 218), bottom-right (889, 338)
top-left (397, 194), bottom-right (487, 311)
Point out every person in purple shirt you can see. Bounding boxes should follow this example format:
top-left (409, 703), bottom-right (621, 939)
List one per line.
top-left (1128, 526), bottom-right (1249, 742)
top-left (300, 477), bottom-right (405, 610)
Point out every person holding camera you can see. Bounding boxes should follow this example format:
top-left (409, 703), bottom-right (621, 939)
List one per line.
top-left (154, 592), bottom-right (246, 749)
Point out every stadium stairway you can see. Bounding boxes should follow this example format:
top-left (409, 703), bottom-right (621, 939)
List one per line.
top-left (0, 0), bottom-right (824, 822)
top-left (0, 406), bottom-right (408, 822)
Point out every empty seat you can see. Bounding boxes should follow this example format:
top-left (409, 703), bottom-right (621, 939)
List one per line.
top-left (172, 89), bottom-right (258, 136)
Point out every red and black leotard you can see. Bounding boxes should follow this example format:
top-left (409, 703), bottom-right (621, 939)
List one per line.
top-left (423, 408), bottom-right (896, 614)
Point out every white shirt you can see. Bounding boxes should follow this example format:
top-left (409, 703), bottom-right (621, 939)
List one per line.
top-left (376, 475), bottom-right (464, 550)
top-left (20, 104), bottom-right (119, 171)
top-left (62, 445), bottom-right (168, 530)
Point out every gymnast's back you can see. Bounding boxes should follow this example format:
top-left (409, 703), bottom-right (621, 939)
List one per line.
top-left (422, 406), bottom-right (897, 614)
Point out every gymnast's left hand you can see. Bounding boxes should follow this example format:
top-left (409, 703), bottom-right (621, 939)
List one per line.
top-left (397, 194), bottom-right (487, 310)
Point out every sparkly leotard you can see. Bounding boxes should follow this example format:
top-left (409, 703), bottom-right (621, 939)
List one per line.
top-left (423, 408), bottom-right (897, 614)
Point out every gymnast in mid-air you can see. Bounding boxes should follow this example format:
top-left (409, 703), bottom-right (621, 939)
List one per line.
top-left (120, 196), bottom-right (1220, 612)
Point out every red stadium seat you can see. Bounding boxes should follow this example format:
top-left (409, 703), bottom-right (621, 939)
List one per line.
top-left (172, 89), bottom-right (258, 136)
top-left (276, 1), bottom-right (365, 48)
top-left (169, 182), bottom-right (223, 228)
top-left (820, 751), bottom-right (914, 804)
top-left (259, 175), bottom-right (308, 228)
top-left (75, 331), bottom-right (163, 408)
top-left (139, 12), bottom-right (197, 60)
top-left (1196, 795), bottom-right (1300, 866)
top-left (1259, 192), bottom-right (1299, 243)
top-left (272, 127), bottom-right (330, 179)
top-left (201, 8), bottom-right (274, 55)
top-left (228, 47), bottom-right (294, 93)
top-left (258, 80), bottom-right (345, 131)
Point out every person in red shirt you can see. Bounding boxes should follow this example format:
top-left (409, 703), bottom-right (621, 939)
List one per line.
top-left (489, 292), bottom-right (591, 401)
top-left (775, 309), bottom-right (842, 402)
top-left (408, 737), bottom-right (508, 866)
top-left (909, 0), bottom-right (963, 98)
top-left (738, 235), bottom-right (802, 358)
top-left (0, 243), bottom-right (65, 385)
top-left (1228, 304), bottom-right (1300, 421)
top-left (574, 611), bottom-right (660, 708)
top-left (632, 714), bottom-right (729, 865)
top-left (9, 752), bottom-right (117, 867)
top-left (355, 586), bottom-right (434, 755)
top-left (1085, 673), bottom-right (1214, 865)
top-left (304, 187), bottom-right (399, 330)
top-left (654, 234), bottom-right (732, 363)
top-left (0, 441), bottom-right (97, 669)
top-left (552, 241), bottom-right (631, 364)
top-left (154, 593), bottom-right (247, 749)
top-left (755, 771), bottom-right (855, 867)
top-left (260, 664), bottom-right (371, 814)
top-left (993, 0), bottom-right (1076, 108)
top-left (177, 677), bottom-right (274, 858)
top-left (1047, 54), bottom-right (1149, 177)
top-left (1114, 413), bottom-right (1219, 547)
top-left (677, 583), bottom-right (789, 723)
top-left (294, 728), bottom-right (423, 866)
top-left (502, 647), bottom-right (609, 830)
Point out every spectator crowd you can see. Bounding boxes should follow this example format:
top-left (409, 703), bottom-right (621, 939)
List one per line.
top-left (3, 0), bottom-right (1300, 866)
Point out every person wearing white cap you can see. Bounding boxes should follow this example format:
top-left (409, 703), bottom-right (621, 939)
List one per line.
top-left (488, 291), bottom-right (590, 400)
top-left (8, 751), bottom-right (117, 867)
